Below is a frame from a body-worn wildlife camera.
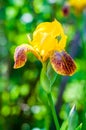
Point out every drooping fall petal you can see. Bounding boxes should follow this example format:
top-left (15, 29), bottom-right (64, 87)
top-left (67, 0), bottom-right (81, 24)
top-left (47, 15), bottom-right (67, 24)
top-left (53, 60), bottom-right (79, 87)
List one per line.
top-left (14, 44), bottom-right (41, 69)
top-left (50, 51), bottom-right (76, 76)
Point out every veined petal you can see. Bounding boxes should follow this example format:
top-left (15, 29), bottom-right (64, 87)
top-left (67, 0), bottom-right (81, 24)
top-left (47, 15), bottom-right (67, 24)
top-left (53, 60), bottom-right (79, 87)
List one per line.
top-left (50, 51), bottom-right (76, 76)
top-left (14, 44), bottom-right (41, 69)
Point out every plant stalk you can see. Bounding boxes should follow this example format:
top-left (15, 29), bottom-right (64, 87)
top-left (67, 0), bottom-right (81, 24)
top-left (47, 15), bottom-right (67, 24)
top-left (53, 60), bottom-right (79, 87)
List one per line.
top-left (48, 92), bottom-right (60, 130)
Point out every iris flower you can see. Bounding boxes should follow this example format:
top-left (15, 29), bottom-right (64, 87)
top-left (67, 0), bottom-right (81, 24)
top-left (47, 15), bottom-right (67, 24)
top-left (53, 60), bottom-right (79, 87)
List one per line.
top-left (14, 19), bottom-right (76, 76)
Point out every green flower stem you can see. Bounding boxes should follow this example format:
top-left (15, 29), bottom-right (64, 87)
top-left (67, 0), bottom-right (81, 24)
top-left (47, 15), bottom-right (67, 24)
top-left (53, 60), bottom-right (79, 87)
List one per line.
top-left (47, 92), bottom-right (60, 130)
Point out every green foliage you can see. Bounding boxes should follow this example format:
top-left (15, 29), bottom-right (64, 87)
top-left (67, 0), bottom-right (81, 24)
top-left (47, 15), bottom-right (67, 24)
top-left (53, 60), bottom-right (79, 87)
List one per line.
top-left (60, 106), bottom-right (82, 130)
top-left (68, 105), bottom-right (78, 130)
top-left (40, 62), bottom-right (57, 93)
top-left (40, 63), bottom-right (51, 93)
top-left (75, 124), bottom-right (82, 130)
top-left (46, 61), bottom-right (57, 87)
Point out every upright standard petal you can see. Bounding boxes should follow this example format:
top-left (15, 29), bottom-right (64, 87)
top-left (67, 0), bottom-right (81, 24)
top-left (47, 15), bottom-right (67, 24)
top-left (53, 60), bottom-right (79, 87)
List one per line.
top-left (14, 44), bottom-right (41, 69)
top-left (30, 19), bottom-right (67, 61)
top-left (33, 19), bottom-right (64, 38)
top-left (50, 51), bottom-right (76, 76)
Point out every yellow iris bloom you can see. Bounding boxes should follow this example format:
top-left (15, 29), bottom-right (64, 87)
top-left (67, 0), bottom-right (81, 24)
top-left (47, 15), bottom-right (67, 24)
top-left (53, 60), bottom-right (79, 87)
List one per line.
top-left (29, 19), bottom-right (67, 61)
top-left (14, 19), bottom-right (76, 76)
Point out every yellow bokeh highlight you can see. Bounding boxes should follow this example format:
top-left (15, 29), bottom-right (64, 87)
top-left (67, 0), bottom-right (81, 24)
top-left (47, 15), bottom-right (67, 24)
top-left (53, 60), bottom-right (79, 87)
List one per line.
top-left (69, 0), bottom-right (86, 10)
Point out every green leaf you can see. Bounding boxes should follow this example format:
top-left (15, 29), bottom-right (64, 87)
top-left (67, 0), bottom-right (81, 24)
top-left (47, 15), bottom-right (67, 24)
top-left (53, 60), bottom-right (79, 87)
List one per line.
top-left (68, 105), bottom-right (78, 130)
top-left (60, 120), bottom-right (68, 130)
top-left (46, 61), bottom-right (57, 86)
top-left (40, 61), bottom-right (57, 93)
top-left (40, 62), bottom-right (51, 93)
top-left (75, 123), bottom-right (82, 130)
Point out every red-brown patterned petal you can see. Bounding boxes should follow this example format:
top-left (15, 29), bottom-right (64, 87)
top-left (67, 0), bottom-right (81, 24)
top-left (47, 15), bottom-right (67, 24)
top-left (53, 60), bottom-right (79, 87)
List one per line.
top-left (50, 51), bottom-right (76, 76)
top-left (14, 44), bottom-right (40, 69)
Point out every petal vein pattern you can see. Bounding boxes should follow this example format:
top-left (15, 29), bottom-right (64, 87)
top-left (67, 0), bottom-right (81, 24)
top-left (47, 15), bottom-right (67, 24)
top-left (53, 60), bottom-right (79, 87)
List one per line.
top-left (14, 44), bottom-right (41, 69)
top-left (50, 51), bottom-right (76, 76)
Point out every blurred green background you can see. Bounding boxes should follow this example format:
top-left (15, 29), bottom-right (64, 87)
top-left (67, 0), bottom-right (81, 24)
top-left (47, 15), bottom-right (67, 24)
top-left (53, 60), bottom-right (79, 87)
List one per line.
top-left (0, 0), bottom-right (86, 130)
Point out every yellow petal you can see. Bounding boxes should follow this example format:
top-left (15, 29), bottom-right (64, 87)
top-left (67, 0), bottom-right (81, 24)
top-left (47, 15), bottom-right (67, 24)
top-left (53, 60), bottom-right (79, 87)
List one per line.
top-left (50, 51), bottom-right (76, 76)
top-left (33, 19), bottom-right (64, 38)
top-left (14, 44), bottom-right (41, 69)
top-left (31, 33), bottom-right (67, 61)
top-left (55, 34), bottom-right (67, 52)
top-left (31, 33), bottom-right (58, 61)
top-left (30, 19), bottom-right (67, 61)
